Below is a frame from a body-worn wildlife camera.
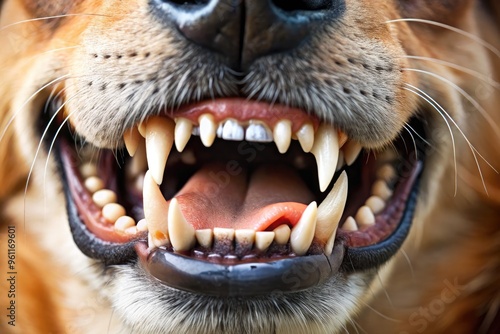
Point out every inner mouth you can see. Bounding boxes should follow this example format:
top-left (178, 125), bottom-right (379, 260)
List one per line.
top-left (49, 98), bottom-right (423, 296)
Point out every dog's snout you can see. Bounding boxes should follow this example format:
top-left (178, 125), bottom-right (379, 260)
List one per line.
top-left (153, 0), bottom-right (343, 69)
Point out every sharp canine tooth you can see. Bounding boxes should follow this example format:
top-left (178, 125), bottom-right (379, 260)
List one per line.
top-left (196, 229), bottom-right (213, 248)
top-left (199, 114), bottom-right (217, 147)
top-left (344, 141), bottom-right (362, 166)
top-left (92, 190), bottom-right (117, 208)
top-left (222, 119), bottom-right (245, 141)
top-left (316, 171), bottom-right (348, 250)
top-left (273, 120), bottom-right (292, 153)
top-left (143, 171), bottom-right (169, 248)
top-left (145, 117), bottom-right (175, 185)
top-left (102, 203), bottom-right (127, 223)
top-left (297, 123), bottom-right (314, 153)
top-left (168, 198), bottom-right (195, 252)
top-left (245, 122), bottom-right (273, 142)
top-left (342, 217), bottom-right (358, 231)
top-left (366, 196), bottom-right (385, 214)
top-left (174, 118), bottom-right (193, 152)
top-left (255, 232), bottom-right (275, 252)
top-left (290, 202), bottom-right (318, 256)
top-left (124, 127), bottom-right (141, 156)
top-left (311, 124), bottom-right (340, 192)
top-left (355, 206), bottom-right (376, 226)
top-left (273, 225), bottom-right (291, 245)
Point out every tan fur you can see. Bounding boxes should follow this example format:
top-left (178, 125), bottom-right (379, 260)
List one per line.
top-left (0, 0), bottom-right (499, 333)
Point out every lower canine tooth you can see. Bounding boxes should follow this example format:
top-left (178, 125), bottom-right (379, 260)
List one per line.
top-left (145, 117), bottom-right (175, 185)
top-left (143, 171), bottom-right (170, 248)
top-left (255, 232), bottom-right (275, 252)
top-left (168, 198), bottom-right (195, 252)
top-left (290, 202), bottom-right (318, 256)
top-left (311, 124), bottom-right (340, 192)
top-left (273, 120), bottom-right (292, 153)
top-left (195, 229), bottom-right (213, 248)
top-left (273, 225), bottom-right (291, 245)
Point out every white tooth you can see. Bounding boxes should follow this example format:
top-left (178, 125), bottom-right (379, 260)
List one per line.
top-left (195, 229), bottom-right (213, 248)
top-left (290, 202), bottom-right (318, 256)
top-left (145, 117), bottom-right (175, 185)
top-left (92, 189), bottom-right (117, 208)
top-left (376, 164), bottom-right (396, 183)
top-left (174, 118), bottom-right (193, 152)
top-left (136, 219), bottom-right (149, 232)
top-left (245, 122), bottom-right (273, 142)
top-left (273, 120), bottom-right (292, 154)
top-left (324, 229), bottom-right (336, 257)
top-left (199, 114), bottom-right (217, 147)
top-left (125, 226), bottom-right (138, 235)
top-left (273, 225), bottom-right (291, 245)
top-left (235, 229), bottom-right (256, 247)
top-left (297, 123), bottom-right (314, 153)
top-left (80, 163), bottom-right (98, 178)
top-left (213, 228), bottom-right (235, 246)
top-left (124, 127), bottom-right (141, 157)
top-left (129, 138), bottom-right (147, 177)
top-left (311, 124), bottom-right (340, 192)
top-left (217, 123), bottom-right (224, 138)
top-left (365, 196), bottom-right (385, 214)
top-left (168, 198), bottom-right (195, 252)
top-left (316, 171), bottom-right (348, 246)
top-left (342, 217), bottom-right (358, 231)
top-left (336, 151), bottom-right (345, 172)
top-left (143, 171), bottom-right (169, 248)
top-left (84, 176), bottom-right (104, 193)
top-left (372, 180), bottom-right (393, 200)
top-left (355, 206), bottom-right (376, 227)
top-left (222, 119), bottom-right (245, 141)
top-left (114, 216), bottom-right (136, 232)
top-left (255, 232), bottom-right (275, 252)
top-left (102, 203), bottom-right (127, 223)
top-left (344, 141), bottom-right (362, 166)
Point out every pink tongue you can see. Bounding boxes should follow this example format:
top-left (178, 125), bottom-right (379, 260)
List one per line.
top-left (174, 163), bottom-right (315, 231)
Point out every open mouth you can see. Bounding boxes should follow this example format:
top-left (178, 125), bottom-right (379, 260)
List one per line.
top-left (47, 97), bottom-right (423, 296)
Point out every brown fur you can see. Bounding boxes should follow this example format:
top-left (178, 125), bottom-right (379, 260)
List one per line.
top-left (0, 0), bottom-right (499, 333)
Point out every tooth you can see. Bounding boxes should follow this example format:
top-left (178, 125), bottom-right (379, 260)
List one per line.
top-left (255, 232), bottom-right (275, 252)
top-left (92, 189), bottom-right (117, 208)
top-left (84, 176), bottom-right (104, 193)
top-left (124, 127), bottom-right (141, 156)
top-left (235, 229), bottom-right (256, 250)
top-left (102, 203), bottom-right (127, 223)
top-left (355, 206), bottom-right (376, 227)
top-left (311, 124), bottom-right (340, 192)
top-left (376, 164), bottom-right (396, 183)
top-left (273, 120), bottom-right (292, 153)
top-left (199, 114), bottom-right (217, 147)
top-left (316, 171), bottom-right (348, 246)
top-left (125, 226), bottom-right (138, 235)
top-left (129, 139), bottom-right (147, 177)
top-left (372, 180), bottom-right (393, 200)
top-left (213, 228), bottom-right (235, 252)
top-left (273, 225), bottom-right (291, 245)
top-left (80, 163), bottom-right (98, 178)
top-left (342, 217), bottom-right (358, 231)
top-left (336, 151), bottom-right (345, 172)
top-left (245, 122), bottom-right (273, 142)
top-left (114, 216), bottom-right (136, 232)
top-left (174, 118), bottom-right (193, 152)
top-left (222, 119), bottom-right (245, 141)
top-left (138, 122), bottom-right (147, 137)
top-left (143, 171), bottom-right (170, 248)
top-left (365, 196), bottom-right (385, 214)
top-left (136, 219), bottom-right (149, 232)
top-left (195, 229), bottom-right (213, 248)
top-left (338, 131), bottom-right (348, 148)
top-left (324, 229), bottom-right (336, 257)
top-left (296, 123), bottom-right (314, 153)
top-left (168, 198), bottom-right (196, 252)
top-left (344, 141), bottom-right (362, 166)
top-left (217, 123), bottom-right (224, 138)
top-left (290, 202), bottom-right (318, 256)
top-left (145, 117), bottom-right (175, 185)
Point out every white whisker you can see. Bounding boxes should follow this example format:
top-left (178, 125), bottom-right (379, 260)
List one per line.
top-left (0, 14), bottom-right (111, 32)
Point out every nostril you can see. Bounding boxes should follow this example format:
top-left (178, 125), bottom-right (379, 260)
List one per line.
top-left (161, 0), bottom-right (211, 10)
top-left (272, 0), bottom-right (332, 12)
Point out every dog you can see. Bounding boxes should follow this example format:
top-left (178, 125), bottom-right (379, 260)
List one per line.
top-left (0, 0), bottom-right (499, 333)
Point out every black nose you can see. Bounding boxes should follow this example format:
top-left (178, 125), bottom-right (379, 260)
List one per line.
top-left (152, 0), bottom-right (344, 70)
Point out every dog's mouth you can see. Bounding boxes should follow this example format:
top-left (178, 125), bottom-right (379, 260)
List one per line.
top-left (47, 97), bottom-right (423, 296)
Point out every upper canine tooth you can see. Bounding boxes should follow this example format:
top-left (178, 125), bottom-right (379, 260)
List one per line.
top-left (174, 118), bottom-right (193, 152)
top-left (199, 114), bottom-right (217, 147)
top-left (222, 119), bottom-right (245, 141)
top-left (316, 171), bottom-right (348, 252)
top-left (123, 127), bottom-right (141, 156)
top-left (297, 123), bottom-right (314, 153)
top-left (311, 124), bottom-right (340, 192)
top-left (168, 198), bottom-right (196, 252)
top-left (143, 171), bottom-right (170, 248)
top-left (145, 117), bottom-right (175, 185)
top-left (255, 231), bottom-right (275, 252)
top-left (245, 122), bottom-right (273, 142)
top-left (290, 202), bottom-right (318, 256)
top-left (344, 141), bottom-right (362, 166)
top-left (273, 120), bottom-right (292, 153)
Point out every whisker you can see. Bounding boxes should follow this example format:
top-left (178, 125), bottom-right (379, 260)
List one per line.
top-left (403, 55), bottom-right (500, 89)
top-left (404, 122), bottom-right (432, 147)
top-left (402, 124), bottom-right (418, 161)
top-left (386, 18), bottom-right (500, 58)
top-left (0, 13), bottom-right (111, 32)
